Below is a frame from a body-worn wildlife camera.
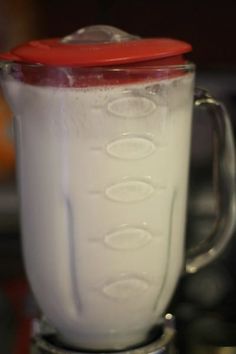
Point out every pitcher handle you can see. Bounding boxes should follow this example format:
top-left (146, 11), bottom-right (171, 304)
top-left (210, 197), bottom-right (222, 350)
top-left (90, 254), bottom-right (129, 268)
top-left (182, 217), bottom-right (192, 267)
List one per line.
top-left (186, 88), bottom-right (236, 273)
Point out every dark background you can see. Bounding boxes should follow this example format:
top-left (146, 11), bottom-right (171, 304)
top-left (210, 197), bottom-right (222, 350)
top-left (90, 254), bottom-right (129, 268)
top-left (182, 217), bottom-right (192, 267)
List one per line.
top-left (0, 1), bottom-right (236, 354)
top-left (1, 0), bottom-right (236, 68)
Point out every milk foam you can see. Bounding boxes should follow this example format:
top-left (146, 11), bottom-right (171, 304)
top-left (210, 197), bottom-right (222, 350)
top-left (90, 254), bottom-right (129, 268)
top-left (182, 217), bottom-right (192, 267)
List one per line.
top-left (5, 72), bottom-right (194, 350)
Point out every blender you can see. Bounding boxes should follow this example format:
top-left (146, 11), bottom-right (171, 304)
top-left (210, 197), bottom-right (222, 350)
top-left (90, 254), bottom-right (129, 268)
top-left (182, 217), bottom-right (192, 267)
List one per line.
top-left (0, 25), bottom-right (235, 354)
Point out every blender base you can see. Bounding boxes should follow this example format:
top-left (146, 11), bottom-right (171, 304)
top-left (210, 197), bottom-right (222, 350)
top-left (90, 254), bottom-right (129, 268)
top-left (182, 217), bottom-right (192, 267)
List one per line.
top-left (31, 315), bottom-right (176, 354)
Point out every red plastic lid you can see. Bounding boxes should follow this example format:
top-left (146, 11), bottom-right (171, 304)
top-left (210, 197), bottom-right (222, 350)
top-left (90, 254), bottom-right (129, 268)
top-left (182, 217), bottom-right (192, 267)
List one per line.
top-left (0, 25), bottom-right (192, 67)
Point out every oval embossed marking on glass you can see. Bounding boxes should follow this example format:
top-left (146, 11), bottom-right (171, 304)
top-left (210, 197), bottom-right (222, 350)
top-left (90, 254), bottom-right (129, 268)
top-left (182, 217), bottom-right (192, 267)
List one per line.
top-left (107, 96), bottom-right (156, 118)
top-left (106, 135), bottom-right (156, 160)
top-left (105, 180), bottom-right (154, 203)
top-left (103, 277), bottom-right (149, 300)
top-left (104, 226), bottom-right (153, 250)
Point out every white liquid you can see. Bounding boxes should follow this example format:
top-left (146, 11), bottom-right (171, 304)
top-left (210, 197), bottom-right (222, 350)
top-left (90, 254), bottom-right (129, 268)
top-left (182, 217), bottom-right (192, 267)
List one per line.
top-left (4, 72), bottom-right (193, 350)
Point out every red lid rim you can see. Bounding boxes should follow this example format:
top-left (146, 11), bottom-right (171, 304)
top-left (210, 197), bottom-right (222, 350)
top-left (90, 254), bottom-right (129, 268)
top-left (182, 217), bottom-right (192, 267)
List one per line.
top-left (0, 57), bottom-right (195, 71)
top-left (0, 37), bottom-right (192, 67)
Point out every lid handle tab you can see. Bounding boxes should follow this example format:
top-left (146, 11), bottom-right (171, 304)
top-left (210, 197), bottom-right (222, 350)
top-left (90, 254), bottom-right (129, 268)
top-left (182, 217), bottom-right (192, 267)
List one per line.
top-left (61, 25), bottom-right (139, 44)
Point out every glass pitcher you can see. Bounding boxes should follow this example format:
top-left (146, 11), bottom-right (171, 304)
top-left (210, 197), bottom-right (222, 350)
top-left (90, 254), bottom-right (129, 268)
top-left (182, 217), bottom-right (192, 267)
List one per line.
top-left (0, 26), bottom-right (235, 351)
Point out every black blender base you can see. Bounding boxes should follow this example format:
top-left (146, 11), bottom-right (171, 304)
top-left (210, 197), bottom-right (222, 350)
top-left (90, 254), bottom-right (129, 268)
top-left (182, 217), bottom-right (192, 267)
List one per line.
top-left (31, 315), bottom-right (176, 354)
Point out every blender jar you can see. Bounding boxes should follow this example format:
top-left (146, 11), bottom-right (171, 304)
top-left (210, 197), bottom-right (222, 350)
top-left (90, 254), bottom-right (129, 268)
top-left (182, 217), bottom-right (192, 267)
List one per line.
top-left (0, 26), bottom-right (235, 351)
